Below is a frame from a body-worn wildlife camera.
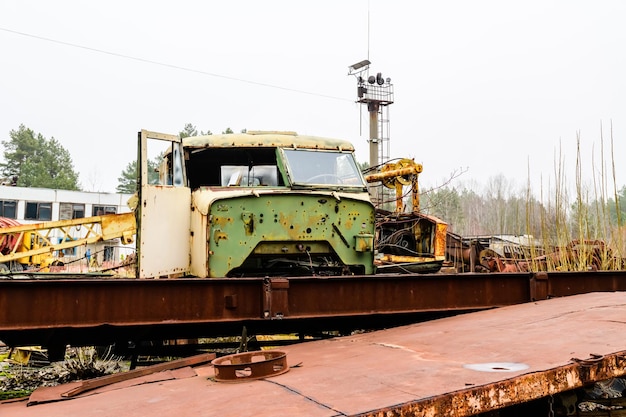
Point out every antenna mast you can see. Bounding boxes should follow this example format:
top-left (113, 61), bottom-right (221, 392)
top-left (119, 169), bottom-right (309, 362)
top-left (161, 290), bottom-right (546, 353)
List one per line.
top-left (348, 60), bottom-right (394, 206)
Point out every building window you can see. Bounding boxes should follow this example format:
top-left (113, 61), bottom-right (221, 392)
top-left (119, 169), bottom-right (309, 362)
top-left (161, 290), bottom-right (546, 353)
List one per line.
top-left (93, 205), bottom-right (117, 216)
top-left (104, 245), bottom-right (115, 262)
top-left (0, 200), bottom-right (17, 219)
top-left (59, 203), bottom-right (85, 220)
top-left (25, 201), bottom-right (52, 221)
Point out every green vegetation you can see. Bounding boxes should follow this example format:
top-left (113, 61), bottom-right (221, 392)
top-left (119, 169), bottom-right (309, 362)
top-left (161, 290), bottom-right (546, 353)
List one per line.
top-left (0, 124), bottom-right (80, 190)
top-left (116, 157), bottom-right (161, 194)
top-left (0, 347), bottom-right (124, 400)
top-left (0, 389), bottom-right (32, 401)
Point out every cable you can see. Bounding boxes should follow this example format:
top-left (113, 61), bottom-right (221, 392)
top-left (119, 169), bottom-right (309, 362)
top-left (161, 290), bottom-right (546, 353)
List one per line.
top-left (0, 26), bottom-right (353, 103)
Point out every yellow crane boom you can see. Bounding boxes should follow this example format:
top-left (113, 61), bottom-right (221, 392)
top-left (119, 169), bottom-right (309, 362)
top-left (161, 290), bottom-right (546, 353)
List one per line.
top-left (0, 212), bottom-right (136, 265)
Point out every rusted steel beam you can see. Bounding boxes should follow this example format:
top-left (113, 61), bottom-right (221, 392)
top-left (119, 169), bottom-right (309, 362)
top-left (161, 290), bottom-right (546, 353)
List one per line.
top-left (2, 270), bottom-right (626, 349)
top-left (359, 351), bottom-right (626, 417)
top-left (0, 274), bottom-right (530, 331)
top-left (543, 270), bottom-right (626, 296)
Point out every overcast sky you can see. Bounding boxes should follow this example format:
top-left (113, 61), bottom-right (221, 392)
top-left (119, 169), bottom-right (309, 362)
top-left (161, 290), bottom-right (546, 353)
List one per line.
top-left (1, 1), bottom-right (625, 197)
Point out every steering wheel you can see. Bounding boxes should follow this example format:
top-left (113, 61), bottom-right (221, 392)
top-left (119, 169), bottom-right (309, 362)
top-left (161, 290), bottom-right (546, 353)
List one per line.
top-left (305, 174), bottom-right (343, 184)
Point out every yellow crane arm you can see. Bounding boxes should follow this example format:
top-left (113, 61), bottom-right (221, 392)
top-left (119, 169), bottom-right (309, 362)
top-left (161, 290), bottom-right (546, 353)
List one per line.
top-left (0, 213), bottom-right (136, 264)
top-left (364, 158), bottom-right (423, 213)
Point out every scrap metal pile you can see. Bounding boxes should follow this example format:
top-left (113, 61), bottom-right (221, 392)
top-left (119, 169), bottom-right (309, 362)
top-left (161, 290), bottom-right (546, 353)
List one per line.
top-left (446, 233), bottom-right (625, 273)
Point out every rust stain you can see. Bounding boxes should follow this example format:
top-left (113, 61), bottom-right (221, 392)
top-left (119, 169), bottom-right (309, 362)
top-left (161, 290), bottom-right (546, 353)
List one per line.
top-left (359, 352), bottom-right (626, 417)
top-left (212, 215), bottom-right (233, 228)
top-left (213, 229), bottom-right (228, 245)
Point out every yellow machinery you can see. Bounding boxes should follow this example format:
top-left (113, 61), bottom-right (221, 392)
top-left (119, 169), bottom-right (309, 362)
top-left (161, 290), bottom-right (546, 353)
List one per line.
top-left (365, 158), bottom-right (448, 273)
top-left (366, 158), bottom-right (423, 213)
top-left (0, 213), bottom-right (136, 273)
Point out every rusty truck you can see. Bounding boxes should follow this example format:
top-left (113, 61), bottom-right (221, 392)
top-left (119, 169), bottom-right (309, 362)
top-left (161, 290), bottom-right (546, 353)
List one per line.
top-left (138, 130), bottom-right (376, 278)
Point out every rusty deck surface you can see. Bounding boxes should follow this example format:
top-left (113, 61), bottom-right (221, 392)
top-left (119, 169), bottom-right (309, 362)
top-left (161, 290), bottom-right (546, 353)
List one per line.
top-left (3, 291), bottom-right (626, 417)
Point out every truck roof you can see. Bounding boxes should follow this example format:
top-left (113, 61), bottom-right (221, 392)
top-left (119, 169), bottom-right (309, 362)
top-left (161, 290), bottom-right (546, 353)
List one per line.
top-left (183, 131), bottom-right (356, 152)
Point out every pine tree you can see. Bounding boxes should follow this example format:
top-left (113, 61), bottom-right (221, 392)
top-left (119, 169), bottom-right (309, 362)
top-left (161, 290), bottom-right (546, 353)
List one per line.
top-left (1, 124), bottom-right (80, 190)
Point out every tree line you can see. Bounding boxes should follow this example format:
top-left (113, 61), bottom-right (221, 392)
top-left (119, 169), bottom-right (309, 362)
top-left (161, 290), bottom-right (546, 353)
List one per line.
top-left (421, 175), bottom-right (626, 248)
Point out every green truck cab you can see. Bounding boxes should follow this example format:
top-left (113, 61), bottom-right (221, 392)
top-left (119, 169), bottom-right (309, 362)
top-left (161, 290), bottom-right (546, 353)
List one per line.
top-left (140, 130), bottom-right (375, 278)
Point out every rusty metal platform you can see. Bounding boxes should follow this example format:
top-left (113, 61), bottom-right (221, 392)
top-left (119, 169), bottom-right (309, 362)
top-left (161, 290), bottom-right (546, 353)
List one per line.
top-left (3, 291), bottom-right (626, 416)
top-left (2, 270), bottom-right (626, 354)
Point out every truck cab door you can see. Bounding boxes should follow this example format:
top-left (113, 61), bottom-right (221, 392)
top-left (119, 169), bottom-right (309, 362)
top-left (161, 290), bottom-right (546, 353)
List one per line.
top-left (136, 130), bottom-right (191, 278)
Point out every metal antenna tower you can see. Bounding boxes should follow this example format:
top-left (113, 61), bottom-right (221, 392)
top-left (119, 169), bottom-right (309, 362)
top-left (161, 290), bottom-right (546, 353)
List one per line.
top-left (348, 60), bottom-right (394, 206)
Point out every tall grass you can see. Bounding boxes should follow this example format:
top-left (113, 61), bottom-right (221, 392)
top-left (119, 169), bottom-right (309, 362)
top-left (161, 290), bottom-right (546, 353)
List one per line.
top-left (530, 126), bottom-right (624, 272)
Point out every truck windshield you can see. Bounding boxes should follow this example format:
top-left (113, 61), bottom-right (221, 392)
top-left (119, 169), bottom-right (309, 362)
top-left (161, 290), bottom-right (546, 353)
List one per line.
top-left (283, 149), bottom-right (365, 187)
